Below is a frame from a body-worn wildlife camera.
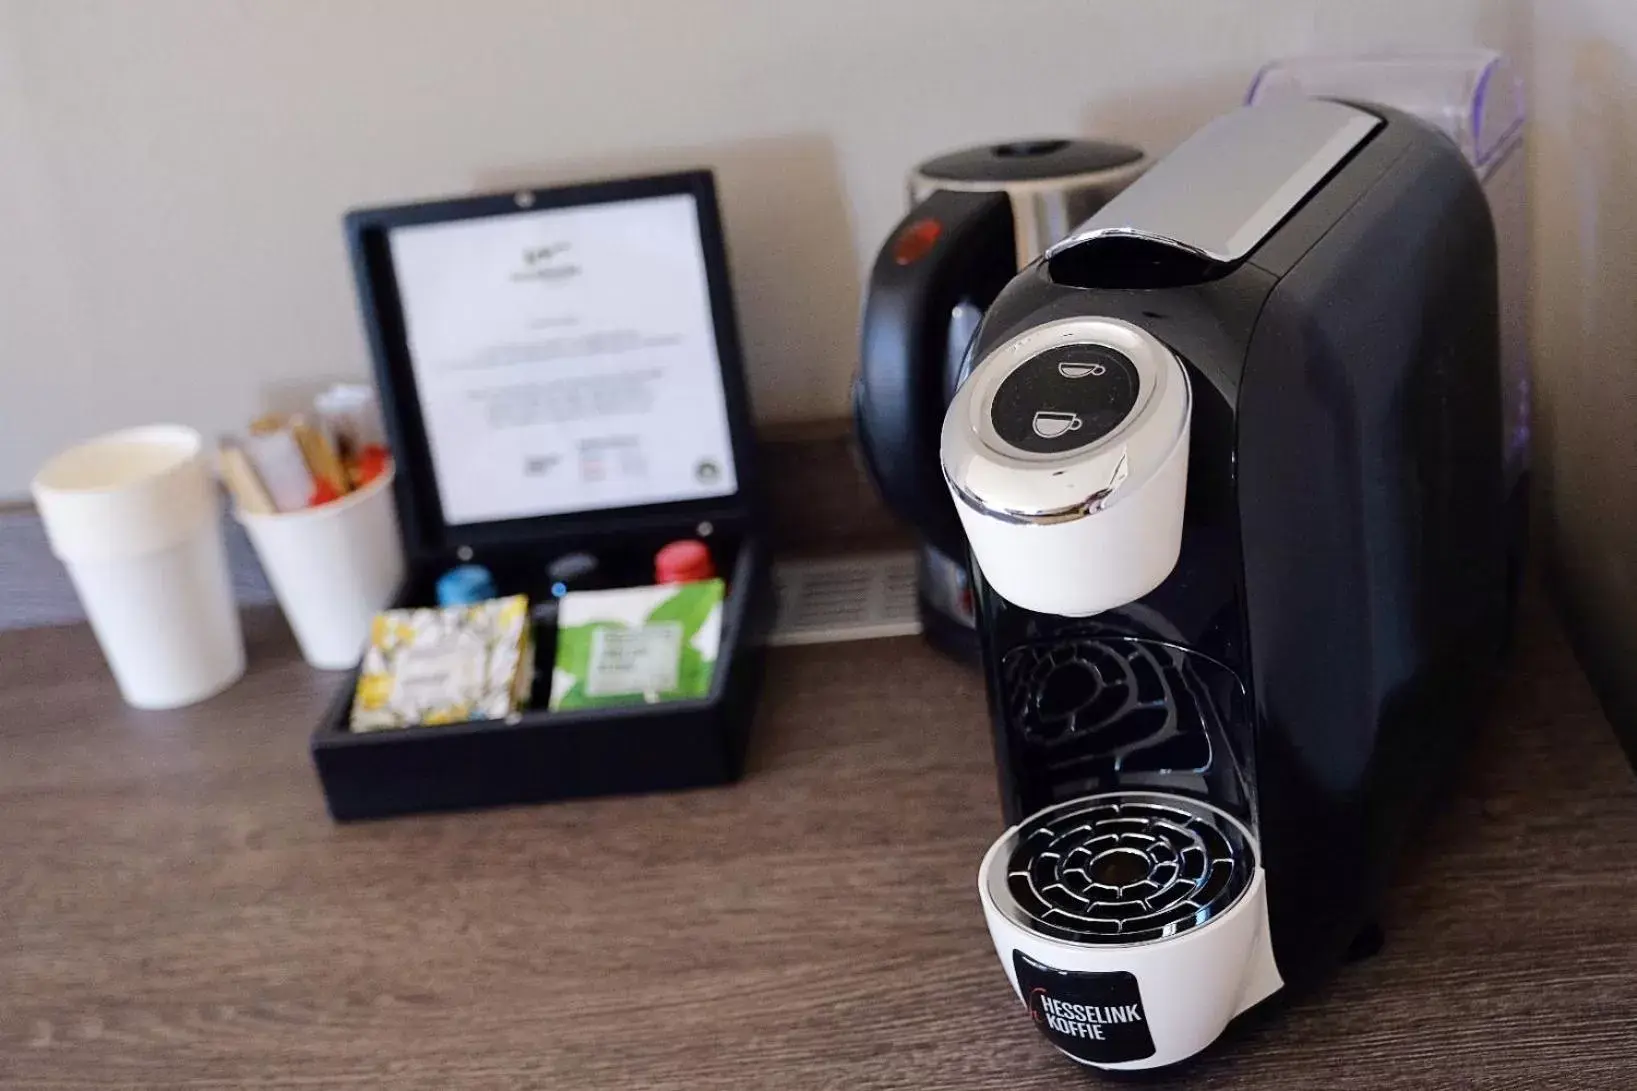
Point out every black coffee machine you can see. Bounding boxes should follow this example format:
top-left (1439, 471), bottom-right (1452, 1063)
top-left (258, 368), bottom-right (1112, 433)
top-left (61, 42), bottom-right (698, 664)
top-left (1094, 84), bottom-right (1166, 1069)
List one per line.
top-left (943, 101), bottom-right (1514, 1072)
top-left (854, 139), bottom-right (1146, 660)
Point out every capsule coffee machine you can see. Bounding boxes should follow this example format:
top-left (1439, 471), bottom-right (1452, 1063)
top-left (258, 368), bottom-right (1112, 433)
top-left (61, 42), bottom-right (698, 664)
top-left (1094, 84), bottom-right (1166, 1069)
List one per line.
top-left (941, 100), bottom-right (1512, 1071)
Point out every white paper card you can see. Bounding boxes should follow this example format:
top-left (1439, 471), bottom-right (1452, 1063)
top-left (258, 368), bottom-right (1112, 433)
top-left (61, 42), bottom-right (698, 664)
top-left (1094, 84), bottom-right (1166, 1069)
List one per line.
top-left (388, 193), bottom-right (739, 525)
top-left (585, 621), bottom-right (684, 698)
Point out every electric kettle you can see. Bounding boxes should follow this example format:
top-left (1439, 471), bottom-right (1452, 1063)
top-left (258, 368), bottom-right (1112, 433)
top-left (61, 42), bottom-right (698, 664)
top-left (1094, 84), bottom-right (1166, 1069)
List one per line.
top-left (854, 139), bottom-right (1147, 659)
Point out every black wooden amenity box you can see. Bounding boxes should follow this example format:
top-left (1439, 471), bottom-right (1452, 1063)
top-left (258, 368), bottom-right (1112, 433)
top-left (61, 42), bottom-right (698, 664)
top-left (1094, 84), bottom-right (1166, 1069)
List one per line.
top-left (312, 171), bottom-right (769, 820)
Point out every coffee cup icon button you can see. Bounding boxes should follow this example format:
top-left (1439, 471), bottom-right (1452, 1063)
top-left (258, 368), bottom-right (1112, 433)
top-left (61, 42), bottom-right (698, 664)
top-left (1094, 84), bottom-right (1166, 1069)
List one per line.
top-left (1033, 411), bottom-right (1084, 440)
top-left (1058, 361), bottom-right (1108, 380)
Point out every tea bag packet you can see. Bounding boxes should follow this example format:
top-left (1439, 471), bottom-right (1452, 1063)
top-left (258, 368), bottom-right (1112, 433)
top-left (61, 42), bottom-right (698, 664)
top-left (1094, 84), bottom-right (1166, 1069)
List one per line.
top-left (549, 581), bottom-right (725, 711)
top-left (352, 596), bottom-right (532, 731)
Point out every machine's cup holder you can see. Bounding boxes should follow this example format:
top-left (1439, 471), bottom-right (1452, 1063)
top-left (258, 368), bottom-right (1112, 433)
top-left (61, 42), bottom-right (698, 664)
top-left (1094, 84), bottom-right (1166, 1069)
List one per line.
top-left (977, 792), bottom-right (1282, 1070)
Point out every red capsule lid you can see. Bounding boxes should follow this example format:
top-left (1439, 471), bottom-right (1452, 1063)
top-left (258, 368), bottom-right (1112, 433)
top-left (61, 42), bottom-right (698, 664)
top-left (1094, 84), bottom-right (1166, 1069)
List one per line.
top-left (654, 539), bottom-right (716, 584)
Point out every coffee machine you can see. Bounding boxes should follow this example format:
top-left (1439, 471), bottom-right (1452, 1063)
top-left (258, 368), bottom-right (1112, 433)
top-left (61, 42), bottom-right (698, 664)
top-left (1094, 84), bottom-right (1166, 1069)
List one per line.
top-left (940, 100), bottom-right (1512, 1071)
top-left (855, 139), bottom-right (1147, 659)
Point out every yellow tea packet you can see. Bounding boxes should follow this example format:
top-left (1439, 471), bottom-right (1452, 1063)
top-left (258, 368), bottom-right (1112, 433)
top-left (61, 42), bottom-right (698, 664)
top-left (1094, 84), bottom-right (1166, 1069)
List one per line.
top-left (351, 595), bottom-right (532, 732)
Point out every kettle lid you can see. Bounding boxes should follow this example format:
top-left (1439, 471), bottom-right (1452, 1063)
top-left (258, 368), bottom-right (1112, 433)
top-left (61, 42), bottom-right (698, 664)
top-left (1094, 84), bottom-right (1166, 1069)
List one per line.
top-left (918, 139), bottom-right (1145, 184)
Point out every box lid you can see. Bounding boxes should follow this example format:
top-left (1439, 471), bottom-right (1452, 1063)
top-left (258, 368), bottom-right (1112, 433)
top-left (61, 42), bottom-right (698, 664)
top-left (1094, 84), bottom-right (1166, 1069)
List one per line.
top-left (344, 171), bottom-right (760, 562)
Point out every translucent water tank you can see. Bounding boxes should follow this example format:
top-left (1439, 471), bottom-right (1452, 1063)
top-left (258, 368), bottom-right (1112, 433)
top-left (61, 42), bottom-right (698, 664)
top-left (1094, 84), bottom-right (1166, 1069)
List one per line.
top-left (1248, 51), bottom-right (1531, 496)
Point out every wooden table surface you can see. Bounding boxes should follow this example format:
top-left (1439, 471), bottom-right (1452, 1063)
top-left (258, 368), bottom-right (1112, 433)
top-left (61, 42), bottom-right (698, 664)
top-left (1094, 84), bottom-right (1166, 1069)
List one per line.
top-left (3, 585), bottom-right (1636, 1090)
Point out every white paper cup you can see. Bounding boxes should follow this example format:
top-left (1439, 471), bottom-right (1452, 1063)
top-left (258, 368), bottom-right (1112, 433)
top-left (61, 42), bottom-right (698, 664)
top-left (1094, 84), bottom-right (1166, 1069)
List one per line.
top-left (237, 468), bottom-right (404, 670)
top-left (32, 425), bottom-right (247, 710)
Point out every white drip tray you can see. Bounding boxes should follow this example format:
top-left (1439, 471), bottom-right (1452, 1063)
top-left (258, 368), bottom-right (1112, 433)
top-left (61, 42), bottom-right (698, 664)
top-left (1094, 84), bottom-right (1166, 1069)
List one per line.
top-left (767, 551), bottom-right (922, 646)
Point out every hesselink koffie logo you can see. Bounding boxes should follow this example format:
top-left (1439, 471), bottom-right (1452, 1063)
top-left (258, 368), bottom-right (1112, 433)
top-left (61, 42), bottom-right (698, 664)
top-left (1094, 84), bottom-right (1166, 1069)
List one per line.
top-left (511, 242), bottom-right (580, 282)
top-left (1014, 952), bottom-right (1156, 1064)
top-left (1030, 988), bottom-right (1144, 1041)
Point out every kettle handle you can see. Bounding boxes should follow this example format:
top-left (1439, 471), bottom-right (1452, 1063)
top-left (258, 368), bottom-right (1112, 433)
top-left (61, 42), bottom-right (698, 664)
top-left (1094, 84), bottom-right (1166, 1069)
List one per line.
top-left (855, 188), bottom-right (1016, 559)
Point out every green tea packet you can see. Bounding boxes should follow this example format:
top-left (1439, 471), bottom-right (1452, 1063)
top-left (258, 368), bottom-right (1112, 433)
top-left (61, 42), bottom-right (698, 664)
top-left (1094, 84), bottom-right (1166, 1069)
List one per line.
top-left (549, 580), bottom-right (725, 711)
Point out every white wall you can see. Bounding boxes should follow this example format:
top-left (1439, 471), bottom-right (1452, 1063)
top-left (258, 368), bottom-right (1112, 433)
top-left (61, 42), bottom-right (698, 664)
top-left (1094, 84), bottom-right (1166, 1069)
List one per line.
top-left (0, 0), bottom-right (1498, 497)
top-left (1527, 0), bottom-right (1637, 734)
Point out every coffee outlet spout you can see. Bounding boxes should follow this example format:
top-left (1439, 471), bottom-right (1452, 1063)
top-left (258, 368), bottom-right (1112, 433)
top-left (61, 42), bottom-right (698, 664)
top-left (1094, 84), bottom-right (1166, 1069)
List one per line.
top-left (939, 315), bottom-right (1191, 619)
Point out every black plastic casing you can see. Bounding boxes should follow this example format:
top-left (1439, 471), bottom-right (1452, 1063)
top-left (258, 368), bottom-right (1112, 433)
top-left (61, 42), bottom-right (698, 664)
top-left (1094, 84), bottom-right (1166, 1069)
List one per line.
top-left (313, 171), bottom-right (771, 821)
top-left (969, 107), bottom-right (1509, 995)
top-left (855, 188), bottom-right (1016, 563)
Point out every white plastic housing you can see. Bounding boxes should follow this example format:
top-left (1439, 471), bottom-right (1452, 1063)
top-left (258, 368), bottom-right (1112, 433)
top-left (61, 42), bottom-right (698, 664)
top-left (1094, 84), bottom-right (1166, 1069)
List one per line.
top-left (978, 798), bottom-right (1284, 1071)
top-left (941, 317), bottom-right (1191, 617)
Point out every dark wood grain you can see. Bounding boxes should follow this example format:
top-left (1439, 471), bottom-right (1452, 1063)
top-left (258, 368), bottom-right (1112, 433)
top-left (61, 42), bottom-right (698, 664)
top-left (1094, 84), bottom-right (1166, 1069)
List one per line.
top-left (757, 419), bottom-right (910, 555)
top-left (1, 580), bottom-right (1634, 1090)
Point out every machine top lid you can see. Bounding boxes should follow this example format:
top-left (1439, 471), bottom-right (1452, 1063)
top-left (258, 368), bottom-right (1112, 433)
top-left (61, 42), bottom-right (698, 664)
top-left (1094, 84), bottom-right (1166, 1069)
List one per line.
top-left (1046, 99), bottom-right (1382, 265)
top-left (918, 138), bottom-right (1146, 185)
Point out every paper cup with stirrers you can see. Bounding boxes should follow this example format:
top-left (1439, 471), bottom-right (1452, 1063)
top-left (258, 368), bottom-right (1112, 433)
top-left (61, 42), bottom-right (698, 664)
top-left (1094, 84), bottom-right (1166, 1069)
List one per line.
top-left (235, 463), bottom-right (404, 670)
